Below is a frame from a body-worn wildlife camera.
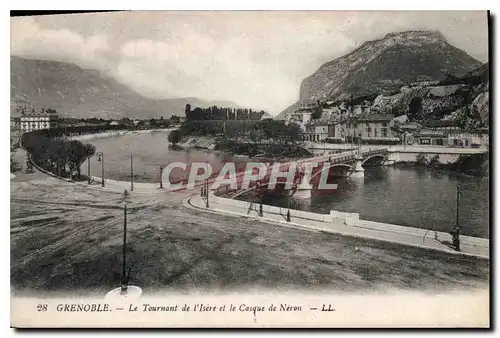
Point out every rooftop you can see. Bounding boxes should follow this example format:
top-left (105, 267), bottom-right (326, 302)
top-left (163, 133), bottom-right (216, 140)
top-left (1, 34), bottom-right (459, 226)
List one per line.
top-left (425, 119), bottom-right (460, 128)
top-left (356, 114), bottom-right (394, 122)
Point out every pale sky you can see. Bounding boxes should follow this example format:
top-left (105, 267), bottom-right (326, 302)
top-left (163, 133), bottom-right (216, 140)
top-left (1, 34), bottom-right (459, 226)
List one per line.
top-left (11, 11), bottom-right (488, 115)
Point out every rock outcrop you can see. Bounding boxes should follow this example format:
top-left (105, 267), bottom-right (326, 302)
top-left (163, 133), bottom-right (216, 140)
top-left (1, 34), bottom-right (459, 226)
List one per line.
top-left (277, 30), bottom-right (484, 120)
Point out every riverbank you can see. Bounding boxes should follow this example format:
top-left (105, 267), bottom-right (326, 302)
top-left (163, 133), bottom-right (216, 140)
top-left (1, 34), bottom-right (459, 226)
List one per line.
top-left (70, 128), bottom-right (172, 142)
top-left (179, 136), bottom-right (313, 160)
top-left (11, 170), bottom-right (489, 295)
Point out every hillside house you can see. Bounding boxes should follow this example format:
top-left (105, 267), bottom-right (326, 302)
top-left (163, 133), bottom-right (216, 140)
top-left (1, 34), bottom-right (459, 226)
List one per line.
top-left (285, 107), bottom-right (313, 131)
top-left (304, 122), bottom-right (332, 142)
top-left (333, 119), bottom-right (349, 142)
top-left (353, 114), bottom-right (397, 142)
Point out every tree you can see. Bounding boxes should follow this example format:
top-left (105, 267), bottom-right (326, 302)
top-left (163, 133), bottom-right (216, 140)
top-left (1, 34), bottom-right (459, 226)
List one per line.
top-left (312, 107), bottom-right (322, 120)
top-left (168, 129), bottom-right (183, 145)
top-left (408, 97), bottom-right (423, 118)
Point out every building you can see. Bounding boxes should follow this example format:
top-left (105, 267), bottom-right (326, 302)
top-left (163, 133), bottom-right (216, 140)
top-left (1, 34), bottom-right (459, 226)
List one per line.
top-left (285, 107), bottom-right (314, 131)
top-left (415, 120), bottom-right (489, 147)
top-left (332, 119), bottom-right (349, 141)
top-left (416, 129), bottom-right (448, 146)
top-left (304, 122), bottom-right (332, 142)
top-left (20, 110), bottom-right (57, 133)
top-left (353, 114), bottom-right (397, 141)
top-left (447, 131), bottom-right (487, 147)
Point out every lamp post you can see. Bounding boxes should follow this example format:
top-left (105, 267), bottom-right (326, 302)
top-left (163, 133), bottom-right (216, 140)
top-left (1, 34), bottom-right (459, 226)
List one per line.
top-left (121, 199), bottom-right (128, 294)
top-left (257, 181), bottom-right (263, 217)
top-left (104, 189), bottom-right (142, 301)
top-left (205, 177), bottom-right (210, 208)
top-left (451, 183), bottom-right (461, 251)
top-left (349, 94), bottom-right (354, 153)
top-left (97, 152), bottom-right (104, 187)
top-left (456, 183), bottom-right (460, 229)
top-left (87, 155), bottom-right (91, 185)
top-left (130, 154), bottom-right (134, 192)
top-left (358, 132), bottom-right (362, 155)
top-left (286, 189), bottom-right (291, 222)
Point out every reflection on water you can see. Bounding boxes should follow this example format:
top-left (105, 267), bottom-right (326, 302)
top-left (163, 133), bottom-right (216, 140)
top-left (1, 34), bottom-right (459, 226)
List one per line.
top-left (84, 132), bottom-right (489, 239)
top-left (83, 131), bottom-right (252, 184)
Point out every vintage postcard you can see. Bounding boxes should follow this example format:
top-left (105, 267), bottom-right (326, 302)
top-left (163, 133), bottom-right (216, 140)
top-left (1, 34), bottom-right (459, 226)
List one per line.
top-left (10, 10), bottom-right (490, 328)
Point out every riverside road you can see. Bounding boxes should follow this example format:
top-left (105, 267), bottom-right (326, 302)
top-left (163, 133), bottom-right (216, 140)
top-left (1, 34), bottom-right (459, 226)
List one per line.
top-left (10, 153), bottom-right (489, 295)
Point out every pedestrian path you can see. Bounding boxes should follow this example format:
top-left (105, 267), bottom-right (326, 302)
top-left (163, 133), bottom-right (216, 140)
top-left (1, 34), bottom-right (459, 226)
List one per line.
top-left (187, 193), bottom-right (489, 260)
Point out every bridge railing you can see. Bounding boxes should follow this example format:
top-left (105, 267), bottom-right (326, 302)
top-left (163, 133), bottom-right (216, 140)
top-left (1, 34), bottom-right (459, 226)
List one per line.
top-left (361, 148), bottom-right (388, 157)
top-left (324, 148), bottom-right (388, 165)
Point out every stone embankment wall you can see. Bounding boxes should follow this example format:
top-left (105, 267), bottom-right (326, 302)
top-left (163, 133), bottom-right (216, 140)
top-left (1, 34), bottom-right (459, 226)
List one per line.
top-left (210, 191), bottom-right (359, 228)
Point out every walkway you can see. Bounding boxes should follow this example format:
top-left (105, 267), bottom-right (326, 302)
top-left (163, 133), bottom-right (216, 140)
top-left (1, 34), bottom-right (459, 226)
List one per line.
top-left (187, 193), bottom-right (489, 260)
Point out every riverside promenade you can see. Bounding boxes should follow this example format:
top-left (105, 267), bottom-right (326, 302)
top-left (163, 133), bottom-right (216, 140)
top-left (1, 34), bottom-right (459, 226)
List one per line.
top-left (187, 191), bottom-right (489, 260)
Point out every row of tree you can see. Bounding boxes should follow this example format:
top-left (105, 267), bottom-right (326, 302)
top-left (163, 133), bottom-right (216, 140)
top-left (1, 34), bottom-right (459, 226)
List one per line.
top-left (174, 119), bottom-right (303, 145)
top-left (185, 104), bottom-right (266, 121)
top-left (22, 130), bottom-right (96, 180)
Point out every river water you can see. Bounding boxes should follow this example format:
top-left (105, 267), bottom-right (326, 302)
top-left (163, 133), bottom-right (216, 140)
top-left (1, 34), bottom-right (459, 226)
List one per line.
top-left (84, 131), bottom-right (489, 239)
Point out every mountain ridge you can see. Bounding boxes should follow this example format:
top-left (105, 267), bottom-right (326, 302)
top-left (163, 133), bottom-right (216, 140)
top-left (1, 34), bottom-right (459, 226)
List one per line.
top-left (10, 56), bottom-right (242, 119)
top-left (277, 30), bottom-right (484, 119)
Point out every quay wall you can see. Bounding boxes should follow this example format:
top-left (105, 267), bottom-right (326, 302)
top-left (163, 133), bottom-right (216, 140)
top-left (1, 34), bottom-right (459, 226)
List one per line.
top-left (203, 191), bottom-right (489, 259)
top-left (210, 190), bottom-right (358, 226)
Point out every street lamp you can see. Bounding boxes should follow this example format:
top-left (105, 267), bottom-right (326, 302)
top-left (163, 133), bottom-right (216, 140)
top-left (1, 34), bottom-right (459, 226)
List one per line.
top-left (120, 190), bottom-right (131, 294)
top-left (286, 189), bottom-right (291, 222)
top-left (256, 181), bottom-right (263, 217)
top-left (451, 183), bottom-right (461, 251)
top-left (205, 177), bottom-right (210, 208)
top-left (105, 189), bottom-right (142, 301)
top-left (87, 155), bottom-right (91, 185)
top-left (159, 165), bottom-right (164, 189)
top-left (96, 151), bottom-right (104, 187)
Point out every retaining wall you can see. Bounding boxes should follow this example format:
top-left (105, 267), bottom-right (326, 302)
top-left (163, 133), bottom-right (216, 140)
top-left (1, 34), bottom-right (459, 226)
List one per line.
top-left (209, 191), bottom-right (359, 226)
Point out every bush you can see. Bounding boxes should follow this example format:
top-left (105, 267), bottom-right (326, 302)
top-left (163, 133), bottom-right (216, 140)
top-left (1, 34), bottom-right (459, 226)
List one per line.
top-left (427, 154), bottom-right (440, 169)
top-left (416, 153), bottom-right (428, 166)
top-left (324, 138), bottom-right (344, 144)
top-left (10, 158), bottom-right (22, 173)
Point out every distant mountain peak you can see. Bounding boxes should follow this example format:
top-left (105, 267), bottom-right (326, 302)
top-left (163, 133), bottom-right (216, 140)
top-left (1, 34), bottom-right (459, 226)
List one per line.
top-left (382, 30), bottom-right (447, 42)
top-left (299, 30), bottom-right (482, 102)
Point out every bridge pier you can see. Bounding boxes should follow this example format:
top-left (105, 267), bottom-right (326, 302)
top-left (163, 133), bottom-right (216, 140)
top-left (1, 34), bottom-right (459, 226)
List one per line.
top-left (350, 156), bottom-right (365, 178)
top-left (384, 149), bottom-right (399, 166)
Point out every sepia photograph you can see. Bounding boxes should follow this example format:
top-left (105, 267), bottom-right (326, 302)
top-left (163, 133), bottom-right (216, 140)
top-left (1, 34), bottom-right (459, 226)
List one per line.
top-left (9, 9), bottom-right (490, 328)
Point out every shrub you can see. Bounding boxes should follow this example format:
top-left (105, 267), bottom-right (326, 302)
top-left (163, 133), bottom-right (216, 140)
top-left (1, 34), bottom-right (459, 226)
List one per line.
top-left (415, 153), bottom-right (428, 166)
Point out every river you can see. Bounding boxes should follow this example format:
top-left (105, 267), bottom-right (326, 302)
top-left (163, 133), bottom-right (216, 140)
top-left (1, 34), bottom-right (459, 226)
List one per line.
top-left (83, 131), bottom-right (489, 239)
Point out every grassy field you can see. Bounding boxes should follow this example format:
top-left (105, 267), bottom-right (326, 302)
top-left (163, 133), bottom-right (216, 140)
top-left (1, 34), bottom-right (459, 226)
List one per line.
top-left (11, 172), bottom-right (489, 297)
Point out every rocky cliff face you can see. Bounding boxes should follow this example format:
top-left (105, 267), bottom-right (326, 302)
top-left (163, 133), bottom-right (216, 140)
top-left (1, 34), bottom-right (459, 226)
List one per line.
top-left (278, 30), bottom-right (484, 119)
top-left (300, 30), bottom-right (482, 102)
top-left (374, 62), bottom-right (489, 126)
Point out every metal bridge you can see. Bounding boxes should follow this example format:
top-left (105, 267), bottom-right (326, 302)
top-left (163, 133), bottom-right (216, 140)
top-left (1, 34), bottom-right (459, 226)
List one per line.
top-left (228, 148), bottom-right (390, 199)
